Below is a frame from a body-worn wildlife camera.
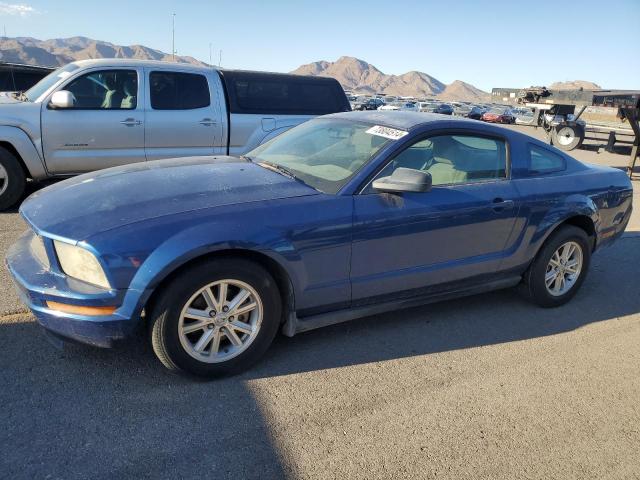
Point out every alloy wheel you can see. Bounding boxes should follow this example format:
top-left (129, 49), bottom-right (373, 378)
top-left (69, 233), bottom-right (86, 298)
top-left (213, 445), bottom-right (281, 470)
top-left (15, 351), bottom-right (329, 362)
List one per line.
top-left (545, 241), bottom-right (583, 296)
top-left (178, 279), bottom-right (263, 363)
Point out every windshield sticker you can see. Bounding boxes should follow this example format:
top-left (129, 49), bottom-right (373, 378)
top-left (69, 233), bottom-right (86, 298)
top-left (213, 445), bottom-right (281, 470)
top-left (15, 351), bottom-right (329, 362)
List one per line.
top-left (365, 125), bottom-right (408, 140)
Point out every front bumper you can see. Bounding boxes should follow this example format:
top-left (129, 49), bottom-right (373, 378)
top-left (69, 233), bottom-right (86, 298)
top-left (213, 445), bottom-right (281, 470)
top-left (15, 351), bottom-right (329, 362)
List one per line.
top-left (5, 231), bottom-right (140, 348)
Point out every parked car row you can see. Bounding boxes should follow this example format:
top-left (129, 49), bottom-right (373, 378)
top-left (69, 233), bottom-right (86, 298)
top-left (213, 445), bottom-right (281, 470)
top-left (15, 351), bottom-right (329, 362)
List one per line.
top-left (351, 95), bottom-right (526, 124)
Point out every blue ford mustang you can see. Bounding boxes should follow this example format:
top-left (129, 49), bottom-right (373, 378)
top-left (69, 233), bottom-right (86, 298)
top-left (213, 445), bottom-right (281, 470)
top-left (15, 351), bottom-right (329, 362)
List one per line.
top-left (6, 112), bottom-right (633, 377)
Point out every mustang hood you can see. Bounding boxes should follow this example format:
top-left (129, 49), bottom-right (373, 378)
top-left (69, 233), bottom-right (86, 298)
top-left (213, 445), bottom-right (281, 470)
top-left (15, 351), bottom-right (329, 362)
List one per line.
top-left (21, 156), bottom-right (320, 240)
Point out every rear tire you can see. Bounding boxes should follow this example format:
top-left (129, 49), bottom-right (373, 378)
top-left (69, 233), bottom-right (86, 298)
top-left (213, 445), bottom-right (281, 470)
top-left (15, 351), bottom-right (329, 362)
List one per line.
top-left (149, 258), bottom-right (281, 378)
top-left (0, 147), bottom-right (26, 211)
top-left (522, 225), bottom-right (591, 307)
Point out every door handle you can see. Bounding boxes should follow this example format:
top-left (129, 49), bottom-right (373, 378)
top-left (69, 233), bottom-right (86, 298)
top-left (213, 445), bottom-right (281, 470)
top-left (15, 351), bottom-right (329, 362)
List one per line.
top-left (199, 118), bottom-right (217, 126)
top-left (491, 198), bottom-right (514, 212)
top-left (120, 118), bottom-right (142, 126)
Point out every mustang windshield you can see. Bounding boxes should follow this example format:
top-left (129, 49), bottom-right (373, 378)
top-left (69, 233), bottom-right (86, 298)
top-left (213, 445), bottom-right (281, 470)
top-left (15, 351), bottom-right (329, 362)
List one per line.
top-left (248, 118), bottom-right (393, 193)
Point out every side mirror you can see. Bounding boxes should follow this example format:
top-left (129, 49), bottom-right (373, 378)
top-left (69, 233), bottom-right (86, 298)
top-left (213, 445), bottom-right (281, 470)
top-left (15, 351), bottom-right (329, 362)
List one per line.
top-left (49, 90), bottom-right (76, 109)
top-left (372, 167), bottom-right (432, 194)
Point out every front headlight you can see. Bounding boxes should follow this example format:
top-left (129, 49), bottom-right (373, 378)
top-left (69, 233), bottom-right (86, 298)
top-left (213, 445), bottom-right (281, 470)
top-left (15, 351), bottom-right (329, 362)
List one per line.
top-left (53, 240), bottom-right (111, 289)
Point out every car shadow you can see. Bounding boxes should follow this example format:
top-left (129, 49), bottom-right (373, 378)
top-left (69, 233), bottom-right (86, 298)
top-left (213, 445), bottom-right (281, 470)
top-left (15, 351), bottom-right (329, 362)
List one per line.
top-left (1, 236), bottom-right (638, 479)
top-left (0, 317), bottom-right (290, 479)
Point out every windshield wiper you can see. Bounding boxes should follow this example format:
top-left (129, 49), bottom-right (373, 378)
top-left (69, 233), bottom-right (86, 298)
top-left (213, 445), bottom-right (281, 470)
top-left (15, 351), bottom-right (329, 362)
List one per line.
top-left (258, 161), bottom-right (297, 180)
top-left (257, 160), bottom-right (318, 190)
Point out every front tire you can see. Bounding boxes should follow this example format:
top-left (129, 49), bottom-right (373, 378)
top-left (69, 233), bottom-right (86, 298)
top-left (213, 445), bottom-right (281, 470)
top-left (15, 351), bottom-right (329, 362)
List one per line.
top-left (522, 225), bottom-right (591, 307)
top-left (149, 258), bottom-right (281, 377)
top-left (0, 146), bottom-right (26, 211)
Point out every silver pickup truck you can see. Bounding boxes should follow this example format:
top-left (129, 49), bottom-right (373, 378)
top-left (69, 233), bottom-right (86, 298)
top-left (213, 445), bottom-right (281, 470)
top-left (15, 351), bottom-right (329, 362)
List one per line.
top-left (0, 59), bottom-right (350, 209)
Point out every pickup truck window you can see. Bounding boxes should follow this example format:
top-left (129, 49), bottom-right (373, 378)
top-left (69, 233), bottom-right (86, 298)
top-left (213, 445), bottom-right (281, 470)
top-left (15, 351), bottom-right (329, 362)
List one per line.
top-left (221, 71), bottom-right (350, 115)
top-left (25, 63), bottom-right (80, 102)
top-left (64, 70), bottom-right (137, 110)
top-left (150, 72), bottom-right (210, 110)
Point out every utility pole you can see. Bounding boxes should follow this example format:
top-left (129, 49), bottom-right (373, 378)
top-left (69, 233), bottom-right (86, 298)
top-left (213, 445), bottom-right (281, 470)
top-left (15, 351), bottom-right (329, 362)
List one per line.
top-left (171, 13), bottom-right (176, 61)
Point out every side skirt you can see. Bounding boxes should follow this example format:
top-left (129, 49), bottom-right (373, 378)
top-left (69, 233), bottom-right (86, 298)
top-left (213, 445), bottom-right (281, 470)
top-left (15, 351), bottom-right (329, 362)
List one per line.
top-left (282, 276), bottom-right (522, 337)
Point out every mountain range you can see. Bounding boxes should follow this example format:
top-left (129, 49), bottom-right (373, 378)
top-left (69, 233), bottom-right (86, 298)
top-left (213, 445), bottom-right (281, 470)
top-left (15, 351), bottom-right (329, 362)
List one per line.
top-left (0, 37), bottom-right (603, 101)
top-left (548, 80), bottom-right (602, 90)
top-left (0, 36), bottom-right (206, 67)
top-left (291, 56), bottom-right (490, 101)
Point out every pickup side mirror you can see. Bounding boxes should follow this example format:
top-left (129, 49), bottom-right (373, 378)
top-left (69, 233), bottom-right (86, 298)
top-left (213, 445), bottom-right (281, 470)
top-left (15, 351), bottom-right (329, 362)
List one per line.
top-left (372, 167), bottom-right (432, 194)
top-left (49, 91), bottom-right (76, 109)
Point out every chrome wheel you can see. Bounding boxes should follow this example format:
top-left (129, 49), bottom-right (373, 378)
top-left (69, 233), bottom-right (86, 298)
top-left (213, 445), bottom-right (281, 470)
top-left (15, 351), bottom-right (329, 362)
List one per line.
top-left (545, 241), bottom-right (583, 296)
top-left (178, 279), bottom-right (263, 363)
top-left (0, 163), bottom-right (8, 196)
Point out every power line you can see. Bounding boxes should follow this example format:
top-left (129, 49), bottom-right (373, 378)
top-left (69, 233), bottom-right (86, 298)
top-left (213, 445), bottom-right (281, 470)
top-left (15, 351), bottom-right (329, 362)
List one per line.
top-left (171, 13), bottom-right (176, 61)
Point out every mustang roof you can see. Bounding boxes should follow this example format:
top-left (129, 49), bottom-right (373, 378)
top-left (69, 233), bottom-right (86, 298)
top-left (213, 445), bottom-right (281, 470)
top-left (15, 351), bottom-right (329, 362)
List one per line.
top-left (325, 111), bottom-right (471, 131)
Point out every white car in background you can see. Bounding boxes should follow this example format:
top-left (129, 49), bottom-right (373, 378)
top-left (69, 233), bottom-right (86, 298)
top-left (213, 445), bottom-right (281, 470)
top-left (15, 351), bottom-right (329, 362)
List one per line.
top-left (378, 102), bottom-right (418, 112)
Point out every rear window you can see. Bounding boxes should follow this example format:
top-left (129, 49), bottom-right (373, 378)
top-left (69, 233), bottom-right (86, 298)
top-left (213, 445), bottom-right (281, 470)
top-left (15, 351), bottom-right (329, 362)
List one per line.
top-left (0, 70), bottom-right (49, 91)
top-left (221, 71), bottom-right (350, 115)
top-left (150, 71), bottom-right (210, 110)
top-left (529, 144), bottom-right (566, 174)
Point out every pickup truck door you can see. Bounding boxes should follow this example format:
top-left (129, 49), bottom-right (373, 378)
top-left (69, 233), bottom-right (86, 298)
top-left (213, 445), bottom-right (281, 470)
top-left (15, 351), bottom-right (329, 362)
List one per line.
top-left (144, 68), bottom-right (225, 160)
top-left (40, 67), bottom-right (146, 174)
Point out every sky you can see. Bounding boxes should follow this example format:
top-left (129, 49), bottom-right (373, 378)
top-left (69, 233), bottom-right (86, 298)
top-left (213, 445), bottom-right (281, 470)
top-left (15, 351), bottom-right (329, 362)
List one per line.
top-left (1, 0), bottom-right (639, 91)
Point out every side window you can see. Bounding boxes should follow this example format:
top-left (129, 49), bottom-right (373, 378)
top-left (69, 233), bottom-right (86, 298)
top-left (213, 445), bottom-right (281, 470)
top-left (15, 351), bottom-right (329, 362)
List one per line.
top-left (224, 72), bottom-right (348, 115)
top-left (373, 134), bottom-right (507, 189)
top-left (64, 70), bottom-right (137, 109)
top-left (150, 72), bottom-right (210, 110)
top-left (529, 144), bottom-right (566, 174)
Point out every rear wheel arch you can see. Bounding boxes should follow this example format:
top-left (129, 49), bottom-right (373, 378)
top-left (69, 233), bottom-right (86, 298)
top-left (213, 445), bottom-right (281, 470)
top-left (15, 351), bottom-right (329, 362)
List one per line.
top-left (142, 249), bottom-right (294, 327)
top-left (527, 214), bottom-right (597, 272)
top-left (561, 215), bottom-right (596, 249)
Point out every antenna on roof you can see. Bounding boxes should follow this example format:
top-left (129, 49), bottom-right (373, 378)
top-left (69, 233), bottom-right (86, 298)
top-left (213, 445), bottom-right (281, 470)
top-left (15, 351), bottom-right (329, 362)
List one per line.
top-left (3, 25), bottom-right (17, 92)
top-left (219, 50), bottom-right (222, 68)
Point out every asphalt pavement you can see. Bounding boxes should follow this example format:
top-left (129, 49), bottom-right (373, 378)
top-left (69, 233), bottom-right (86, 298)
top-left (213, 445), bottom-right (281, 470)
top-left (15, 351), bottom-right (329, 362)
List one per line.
top-left (1, 126), bottom-right (639, 479)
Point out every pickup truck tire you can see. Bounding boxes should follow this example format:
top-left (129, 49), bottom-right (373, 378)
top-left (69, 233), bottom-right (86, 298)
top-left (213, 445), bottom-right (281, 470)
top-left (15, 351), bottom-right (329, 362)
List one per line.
top-left (149, 258), bottom-right (281, 378)
top-left (522, 225), bottom-right (591, 308)
top-left (0, 147), bottom-right (26, 210)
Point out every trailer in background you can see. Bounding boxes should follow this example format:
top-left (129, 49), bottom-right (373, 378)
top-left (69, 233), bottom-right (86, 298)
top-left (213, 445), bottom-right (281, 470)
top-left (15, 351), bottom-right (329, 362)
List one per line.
top-left (492, 87), bottom-right (640, 177)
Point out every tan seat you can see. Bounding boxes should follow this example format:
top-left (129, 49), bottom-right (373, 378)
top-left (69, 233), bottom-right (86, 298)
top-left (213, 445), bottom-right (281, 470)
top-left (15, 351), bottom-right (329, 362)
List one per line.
top-left (427, 138), bottom-right (468, 185)
top-left (120, 79), bottom-right (136, 109)
top-left (100, 76), bottom-right (123, 109)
